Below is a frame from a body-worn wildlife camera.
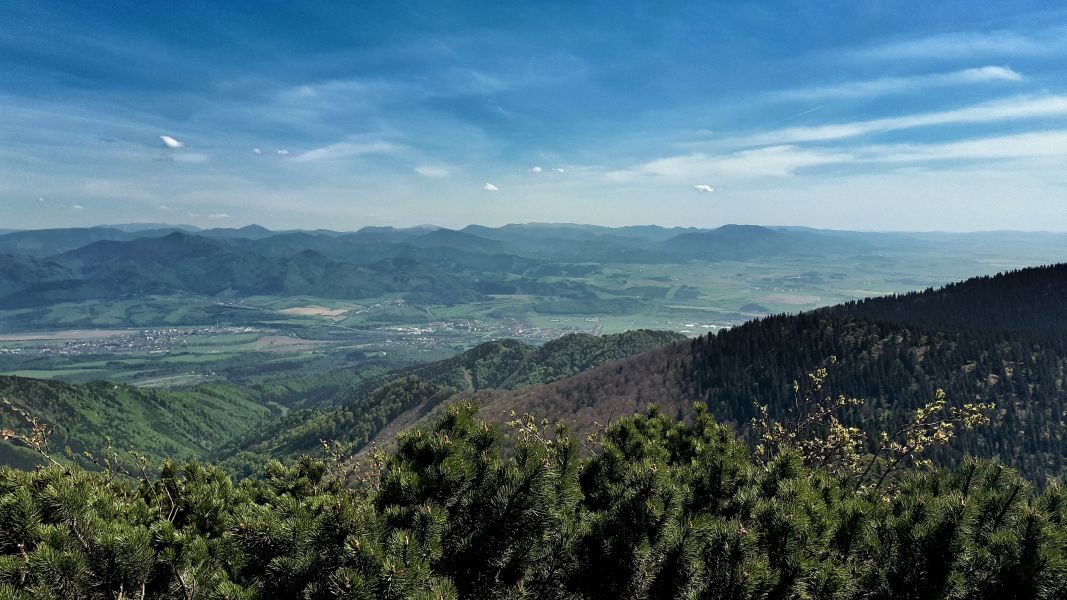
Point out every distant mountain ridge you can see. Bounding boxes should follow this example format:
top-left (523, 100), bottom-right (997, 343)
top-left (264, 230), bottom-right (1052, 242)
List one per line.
top-left (0, 223), bottom-right (881, 310)
top-left (5, 223), bottom-right (1067, 320)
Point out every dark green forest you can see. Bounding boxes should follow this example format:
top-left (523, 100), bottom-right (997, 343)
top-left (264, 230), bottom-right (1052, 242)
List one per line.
top-left (460, 265), bottom-right (1067, 484)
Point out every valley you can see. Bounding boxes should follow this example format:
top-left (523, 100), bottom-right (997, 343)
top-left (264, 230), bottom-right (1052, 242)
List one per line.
top-left (3, 223), bottom-right (1060, 388)
top-left (4, 224), bottom-right (1067, 486)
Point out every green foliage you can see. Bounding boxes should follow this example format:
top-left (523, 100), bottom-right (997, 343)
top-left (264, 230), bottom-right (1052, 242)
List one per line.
top-left (406, 330), bottom-right (685, 390)
top-left (0, 376), bottom-right (274, 471)
top-left (219, 331), bottom-right (682, 474)
top-left (2, 403), bottom-right (1066, 599)
top-left (750, 360), bottom-right (995, 492)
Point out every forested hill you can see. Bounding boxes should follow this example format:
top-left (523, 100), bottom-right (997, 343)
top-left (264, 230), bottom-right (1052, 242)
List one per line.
top-left (424, 264), bottom-right (1067, 483)
top-left (217, 330), bottom-right (683, 475)
top-left (0, 331), bottom-right (682, 474)
top-left (826, 263), bottom-right (1067, 333)
top-left (0, 376), bottom-right (274, 470)
top-left (403, 329), bottom-right (685, 390)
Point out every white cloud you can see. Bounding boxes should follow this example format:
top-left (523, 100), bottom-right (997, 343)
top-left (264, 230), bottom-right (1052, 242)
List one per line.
top-left (172, 153), bottom-right (209, 163)
top-left (609, 145), bottom-right (851, 182)
top-left (777, 66), bottom-right (1022, 101)
top-left (252, 148), bottom-right (262, 155)
top-left (553, 168), bottom-right (565, 173)
top-left (616, 129), bottom-right (1067, 184)
top-left (292, 140), bottom-right (398, 162)
top-left (157, 204), bottom-right (171, 211)
top-left (857, 130), bottom-right (1067, 164)
top-left (530, 165), bottom-right (543, 173)
top-left (945, 65), bottom-right (1024, 83)
top-left (71, 204), bottom-right (84, 210)
top-left (277, 149), bottom-right (289, 155)
top-left (858, 30), bottom-right (1062, 60)
top-left (414, 164), bottom-right (451, 177)
top-left (483, 182), bottom-right (499, 191)
top-left (734, 95), bottom-right (1067, 147)
top-left (160, 135), bottom-right (184, 149)
top-left (208, 213), bottom-right (232, 219)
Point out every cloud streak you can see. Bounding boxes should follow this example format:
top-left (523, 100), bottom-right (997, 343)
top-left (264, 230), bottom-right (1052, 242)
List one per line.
top-left (612, 130), bottom-right (1067, 183)
top-left (293, 140), bottom-right (399, 162)
top-left (732, 95), bottom-right (1067, 147)
top-left (172, 153), bottom-right (209, 163)
top-left (776, 66), bottom-right (1022, 100)
top-left (414, 165), bottom-right (450, 177)
top-left (856, 30), bottom-right (1065, 60)
top-left (855, 130), bottom-right (1067, 164)
top-left (608, 145), bottom-right (850, 181)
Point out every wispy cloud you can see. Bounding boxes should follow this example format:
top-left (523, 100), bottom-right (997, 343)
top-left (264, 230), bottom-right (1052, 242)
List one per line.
top-left (483, 182), bottom-right (499, 191)
top-left (857, 29), bottom-right (1064, 60)
top-left (208, 212), bottom-right (231, 219)
top-left (732, 95), bottom-right (1067, 147)
top-left (293, 140), bottom-right (399, 162)
top-left (414, 164), bottom-right (451, 177)
top-left (160, 135), bottom-right (183, 148)
top-left (777, 66), bottom-right (1022, 100)
top-left (529, 166), bottom-right (543, 173)
top-left (172, 153), bottom-right (210, 163)
top-left (614, 129), bottom-right (1067, 183)
top-left (856, 130), bottom-right (1067, 164)
top-left (608, 145), bottom-right (851, 181)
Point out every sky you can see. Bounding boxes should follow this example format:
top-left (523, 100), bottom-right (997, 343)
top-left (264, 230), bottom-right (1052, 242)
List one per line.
top-left (1, 1), bottom-right (1066, 231)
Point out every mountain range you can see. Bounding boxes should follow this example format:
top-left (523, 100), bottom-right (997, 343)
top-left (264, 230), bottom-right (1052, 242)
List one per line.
top-left (5, 223), bottom-right (1067, 313)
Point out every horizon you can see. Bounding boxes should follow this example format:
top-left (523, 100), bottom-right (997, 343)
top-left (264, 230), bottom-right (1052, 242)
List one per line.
top-left (9, 221), bottom-right (1067, 236)
top-left (3, 1), bottom-right (1067, 231)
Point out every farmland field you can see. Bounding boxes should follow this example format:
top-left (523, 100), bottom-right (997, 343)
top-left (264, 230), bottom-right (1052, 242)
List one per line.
top-left (1, 242), bottom-right (1047, 386)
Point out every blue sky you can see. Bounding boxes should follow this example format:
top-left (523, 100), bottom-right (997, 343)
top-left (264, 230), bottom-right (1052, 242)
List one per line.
top-left (1, 1), bottom-right (1066, 231)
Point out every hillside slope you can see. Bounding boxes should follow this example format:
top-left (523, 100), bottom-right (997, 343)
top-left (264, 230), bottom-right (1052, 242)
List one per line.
top-left (0, 377), bottom-right (275, 470)
top-left (366, 264), bottom-right (1067, 482)
top-left (218, 330), bottom-right (684, 474)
